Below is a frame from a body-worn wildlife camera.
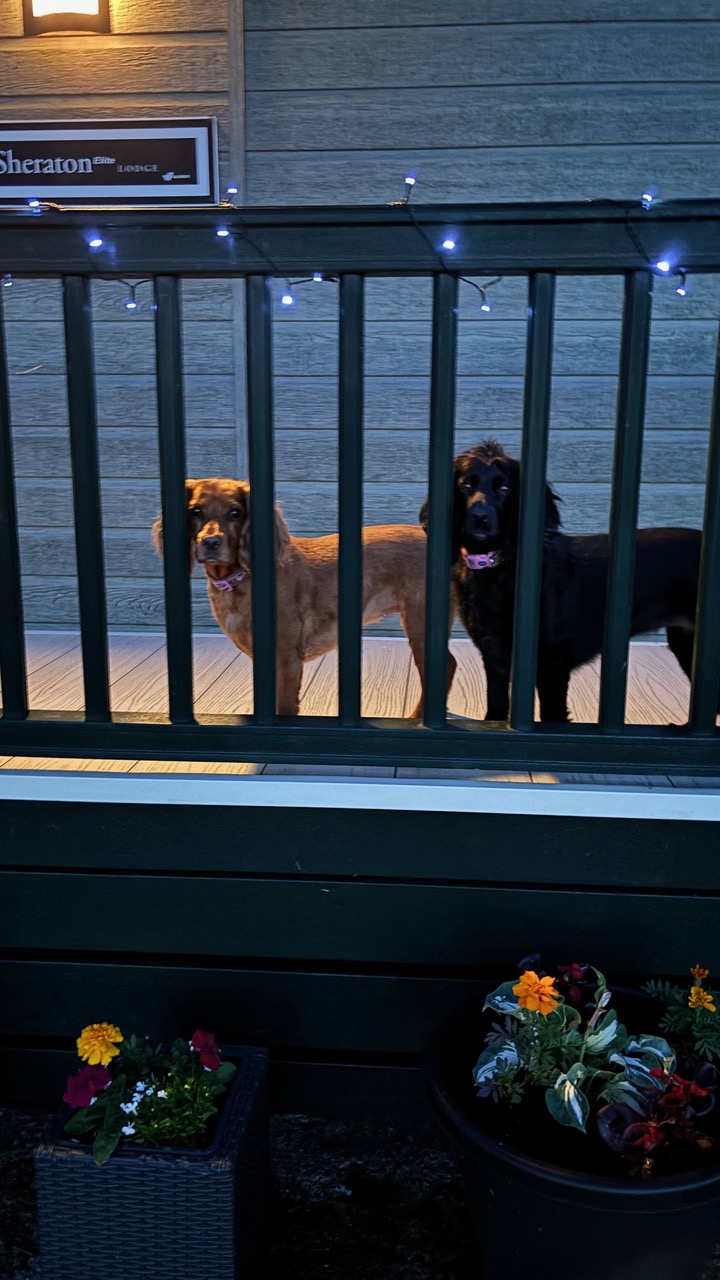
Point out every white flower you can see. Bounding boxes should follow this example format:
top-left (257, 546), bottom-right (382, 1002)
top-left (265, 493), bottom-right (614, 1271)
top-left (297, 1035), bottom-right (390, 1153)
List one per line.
top-left (89, 1097), bottom-right (97, 1106)
top-left (121, 1124), bottom-right (136, 1136)
top-left (120, 1102), bottom-right (136, 1114)
top-left (156, 1090), bottom-right (167, 1099)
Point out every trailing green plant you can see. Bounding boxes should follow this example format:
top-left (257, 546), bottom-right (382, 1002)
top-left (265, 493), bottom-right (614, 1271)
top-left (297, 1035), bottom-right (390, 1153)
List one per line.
top-left (474, 962), bottom-right (720, 1177)
top-left (644, 966), bottom-right (720, 1065)
top-left (61, 1023), bottom-right (236, 1166)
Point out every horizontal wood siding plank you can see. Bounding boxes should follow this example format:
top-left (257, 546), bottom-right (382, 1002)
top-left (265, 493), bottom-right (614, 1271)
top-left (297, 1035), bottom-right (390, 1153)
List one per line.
top-left (245, 2), bottom-right (720, 28)
top-left (4, 278), bottom-right (235, 322)
top-left (8, 374), bottom-right (234, 427)
top-left (1, 802), bottom-right (715, 888)
top-left (5, 321), bottom-right (234, 376)
top-left (246, 143), bottom-right (720, 204)
top-left (11, 477), bottom-right (707, 532)
top-left (5, 276), bottom-right (719, 324)
top-left (5, 373), bottom-right (714, 432)
top-left (0, 959), bottom-right (478, 1052)
top-left (248, 83), bottom-right (720, 151)
top-left (245, 24), bottom-right (720, 90)
top-left (0, 35), bottom-right (227, 96)
top-left (6, 319), bottom-right (714, 379)
top-left (2, 872), bottom-right (719, 970)
top-left (111, 0), bottom-right (227, 33)
top-left (9, 427), bottom-right (711, 488)
top-left (0, 94), bottom-right (229, 141)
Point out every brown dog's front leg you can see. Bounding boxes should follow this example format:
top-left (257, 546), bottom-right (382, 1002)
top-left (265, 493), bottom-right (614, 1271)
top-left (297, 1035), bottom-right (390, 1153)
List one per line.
top-left (276, 656), bottom-right (303, 716)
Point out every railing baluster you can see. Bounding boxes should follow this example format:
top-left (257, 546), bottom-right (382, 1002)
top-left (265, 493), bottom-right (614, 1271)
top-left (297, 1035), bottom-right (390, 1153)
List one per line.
top-left (338, 274), bottom-right (365, 726)
top-left (0, 287), bottom-right (28, 720)
top-left (598, 270), bottom-right (653, 732)
top-left (423, 272), bottom-right (458, 728)
top-left (154, 275), bottom-right (194, 724)
top-left (688, 320), bottom-right (720, 735)
top-left (62, 276), bottom-right (110, 722)
top-left (245, 275), bottom-right (276, 723)
top-left (510, 272), bottom-right (556, 731)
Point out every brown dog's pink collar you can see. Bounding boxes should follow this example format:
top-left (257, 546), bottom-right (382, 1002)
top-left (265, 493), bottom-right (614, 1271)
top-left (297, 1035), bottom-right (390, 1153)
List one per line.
top-left (208, 568), bottom-right (248, 592)
top-left (463, 549), bottom-right (502, 570)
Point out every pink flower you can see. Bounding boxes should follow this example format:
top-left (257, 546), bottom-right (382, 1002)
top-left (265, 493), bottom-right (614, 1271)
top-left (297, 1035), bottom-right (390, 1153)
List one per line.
top-left (190, 1029), bottom-right (222, 1071)
top-left (63, 1065), bottom-right (112, 1109)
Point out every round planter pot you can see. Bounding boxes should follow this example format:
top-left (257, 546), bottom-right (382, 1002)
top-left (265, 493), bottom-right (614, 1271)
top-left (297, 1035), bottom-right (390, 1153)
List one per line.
top-left (425, 1004), bottom-right (720, 1280)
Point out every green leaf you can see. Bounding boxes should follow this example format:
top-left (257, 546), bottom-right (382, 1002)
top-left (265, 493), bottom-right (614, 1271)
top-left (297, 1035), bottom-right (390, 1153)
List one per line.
top-left (482, 982), bottom-right (521, 1015)
top-left (92, 1128), bottom-right (122, 1166)
top-left (213, 1061), bottom-right (236, 1085)
top-left (63, 1108), bottom-right (100, 1136)
top-left (545, 1066), bottom-right (590, 1132)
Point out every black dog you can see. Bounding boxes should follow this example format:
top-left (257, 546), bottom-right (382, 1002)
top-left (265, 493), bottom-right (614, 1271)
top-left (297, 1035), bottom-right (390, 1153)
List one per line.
top-left (420, 439), bottom-right (705, 722)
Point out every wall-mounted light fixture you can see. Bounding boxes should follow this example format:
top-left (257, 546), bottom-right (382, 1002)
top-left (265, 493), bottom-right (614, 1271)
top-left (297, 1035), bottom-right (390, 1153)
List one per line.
top-left (22, 0), bottom-right (110, 36)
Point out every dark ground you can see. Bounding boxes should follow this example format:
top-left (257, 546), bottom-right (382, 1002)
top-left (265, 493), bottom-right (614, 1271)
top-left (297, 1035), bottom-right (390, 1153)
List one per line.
top-left (0, 1107), bottom-right (478, 1280)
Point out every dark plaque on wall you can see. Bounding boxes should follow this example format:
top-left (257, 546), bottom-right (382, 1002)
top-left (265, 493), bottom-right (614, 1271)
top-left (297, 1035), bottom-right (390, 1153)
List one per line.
top-left (0, 119), bottom-right (219, 204)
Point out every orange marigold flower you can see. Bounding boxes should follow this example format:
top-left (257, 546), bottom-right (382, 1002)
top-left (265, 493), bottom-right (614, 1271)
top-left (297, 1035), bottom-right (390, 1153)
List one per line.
top-left (77, 1022), bottom-right (123, 1067)
top-left (689, 986), bottom-right (716, 1014)
top-left (512, 970), bottom-right (560, 1016)
top-left (691, 965), bottom-right (710, 984)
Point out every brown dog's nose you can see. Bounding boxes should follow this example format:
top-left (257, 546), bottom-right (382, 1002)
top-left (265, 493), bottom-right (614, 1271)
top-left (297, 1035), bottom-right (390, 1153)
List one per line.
top-left (202, 534), bottom-right (222, 552)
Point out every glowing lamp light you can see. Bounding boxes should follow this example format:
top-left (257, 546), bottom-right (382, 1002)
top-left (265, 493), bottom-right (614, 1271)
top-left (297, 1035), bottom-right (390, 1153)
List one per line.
top-left (226, 185), bottom-right (238, 196)
top-left (281, 289), bottom-right (294, 306)
top-left (28, 198), bottom-right (41, 208)
top-left (676, 285), bottom-right (687, 297)
top-left (480, 301), bottom-right (492, 313)
top-left (125, 298), bottom-right (138, 311)
top-left (442, 238), bottom-right (456, 250)
top-left (22, 0), bottom-right (111, 35)
top-left (216, 227), bottom-right (230, 238)
top-left (405, 175), bottom-right (416, 186)
top-left (2, 274), bottom-right (12, 288)
top-left (656, 259), bottom-right (671, 273)
top-left (313, 272), bottom-right (323, 282)
top-left (88, 237), bottom-right (103, 249)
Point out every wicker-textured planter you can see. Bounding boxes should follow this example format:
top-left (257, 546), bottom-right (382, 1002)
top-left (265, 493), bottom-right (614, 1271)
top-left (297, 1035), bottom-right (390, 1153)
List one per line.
top-left (34, 1045), bottom-right (269, 1280)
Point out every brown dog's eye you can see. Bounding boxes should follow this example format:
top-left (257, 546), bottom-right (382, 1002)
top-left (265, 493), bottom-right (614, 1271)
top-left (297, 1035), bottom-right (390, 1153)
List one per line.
top-left (227, 508), bottom-right (241, 519)
top-left (190, 506), bottom-right (202, 517)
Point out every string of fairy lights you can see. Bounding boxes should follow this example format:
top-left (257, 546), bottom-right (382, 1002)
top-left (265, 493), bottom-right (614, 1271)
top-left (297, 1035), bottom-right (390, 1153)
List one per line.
top-left (0, 177), bottom-right (697, 309)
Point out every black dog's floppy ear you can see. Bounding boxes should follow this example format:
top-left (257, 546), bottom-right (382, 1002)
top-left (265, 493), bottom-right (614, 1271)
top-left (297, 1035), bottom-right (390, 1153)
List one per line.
top-left (418, 497), bottom-right (429, 531)
top-left (151, 479), bottom-right (199, 567)
top-left (418, 471), bottom-right (464, 565)
top-left (545, 483), bottom-right (562, 532)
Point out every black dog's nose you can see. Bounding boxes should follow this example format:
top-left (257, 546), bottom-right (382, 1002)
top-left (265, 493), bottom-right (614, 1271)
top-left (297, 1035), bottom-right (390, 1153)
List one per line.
top-left (466, 506), bottom-right (497, 536)
top-left (202, 534), bottom-right (222, 551)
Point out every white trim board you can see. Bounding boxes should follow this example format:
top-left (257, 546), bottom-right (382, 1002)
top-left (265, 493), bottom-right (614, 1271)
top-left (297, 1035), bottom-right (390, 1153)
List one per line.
top-left (0, 771), bottom-right (719, 822)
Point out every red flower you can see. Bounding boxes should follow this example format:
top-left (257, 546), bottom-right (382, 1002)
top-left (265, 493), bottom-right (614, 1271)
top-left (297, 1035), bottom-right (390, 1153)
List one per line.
top-left (63, 1065), bottom-right (112, 1109)
top-left (190, 1029), bottom-right (222, 1070)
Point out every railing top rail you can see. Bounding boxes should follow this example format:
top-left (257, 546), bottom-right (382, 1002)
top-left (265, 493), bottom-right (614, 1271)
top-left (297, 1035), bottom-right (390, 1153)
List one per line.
top-left (2, 198), bottom-right (720, 276)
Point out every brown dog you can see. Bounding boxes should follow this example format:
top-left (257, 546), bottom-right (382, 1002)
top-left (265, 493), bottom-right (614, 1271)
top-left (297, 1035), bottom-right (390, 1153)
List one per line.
top-left (152, 478), bottom-right (456, 717)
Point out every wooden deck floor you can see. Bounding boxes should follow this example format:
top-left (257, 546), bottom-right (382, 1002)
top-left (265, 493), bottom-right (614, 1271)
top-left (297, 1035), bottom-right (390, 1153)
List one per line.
top-left (0, 631), bottom-right (715, 786)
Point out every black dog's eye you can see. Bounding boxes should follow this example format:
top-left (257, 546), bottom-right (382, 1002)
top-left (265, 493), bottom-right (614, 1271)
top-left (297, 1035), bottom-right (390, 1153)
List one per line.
top-left (227, 508), bottom-right (241, 519)
top-left (496, 484), bottom-right (511, 496)
top-left (459, 475), bottom-right (477, 494)
top-left (190, 505), bottom-right (202, 517)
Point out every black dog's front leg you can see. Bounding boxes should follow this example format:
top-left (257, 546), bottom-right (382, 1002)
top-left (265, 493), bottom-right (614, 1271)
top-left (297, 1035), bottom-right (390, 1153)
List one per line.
top-left (484, 661), bottom-right (511, 721)
top-left (537, 662), bottom-right (571, 723)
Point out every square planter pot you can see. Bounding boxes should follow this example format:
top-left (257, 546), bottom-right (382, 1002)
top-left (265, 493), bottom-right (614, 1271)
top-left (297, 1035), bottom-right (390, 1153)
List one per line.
top-left (34, 1045), bottom-right (269, 1280)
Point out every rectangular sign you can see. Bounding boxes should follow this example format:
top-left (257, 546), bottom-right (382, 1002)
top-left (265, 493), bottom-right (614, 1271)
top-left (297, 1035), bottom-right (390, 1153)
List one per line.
top-left (0, 118), bottom-right (219, 204)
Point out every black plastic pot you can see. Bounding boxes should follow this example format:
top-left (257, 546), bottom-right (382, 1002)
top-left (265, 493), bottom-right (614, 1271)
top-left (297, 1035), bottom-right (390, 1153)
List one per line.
top-left (425, 1005), bottom-right (720, 1280)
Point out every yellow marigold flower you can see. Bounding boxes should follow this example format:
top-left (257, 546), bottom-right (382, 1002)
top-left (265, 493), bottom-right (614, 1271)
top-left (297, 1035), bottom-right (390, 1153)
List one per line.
top-left (512, 970), bottom-right (560, 1016)
top-left (77, 1023), bottom-right (123, 1066)
top-left (691, 965), bottom-right (710, 984)
top-left (689, 986), bottom-right (716, 1013)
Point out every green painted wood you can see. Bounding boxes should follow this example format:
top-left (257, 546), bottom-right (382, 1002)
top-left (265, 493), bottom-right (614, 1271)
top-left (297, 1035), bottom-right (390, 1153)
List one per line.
top-left (0, 959), bottom-right (478, 1052)
top-left (1, 802), bottom-right (717, 890)
top-left (3, 871), bottom-right (720, 970)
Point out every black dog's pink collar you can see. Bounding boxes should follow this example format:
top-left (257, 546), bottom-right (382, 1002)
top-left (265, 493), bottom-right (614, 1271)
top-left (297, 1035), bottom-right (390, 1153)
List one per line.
top-left (463, 549), bottom-right (503, 571)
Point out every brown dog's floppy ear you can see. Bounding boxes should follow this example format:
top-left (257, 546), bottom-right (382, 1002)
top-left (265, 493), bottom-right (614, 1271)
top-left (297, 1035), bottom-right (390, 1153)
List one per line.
top-left (274, 502), bottom-right (291, 562)
top-left (151, 479), bottom-right (199, 568)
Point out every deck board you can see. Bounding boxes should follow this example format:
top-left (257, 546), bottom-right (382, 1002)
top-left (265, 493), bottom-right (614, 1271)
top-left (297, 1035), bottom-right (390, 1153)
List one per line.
top-left (0, 631), bottom-right (716, 782)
